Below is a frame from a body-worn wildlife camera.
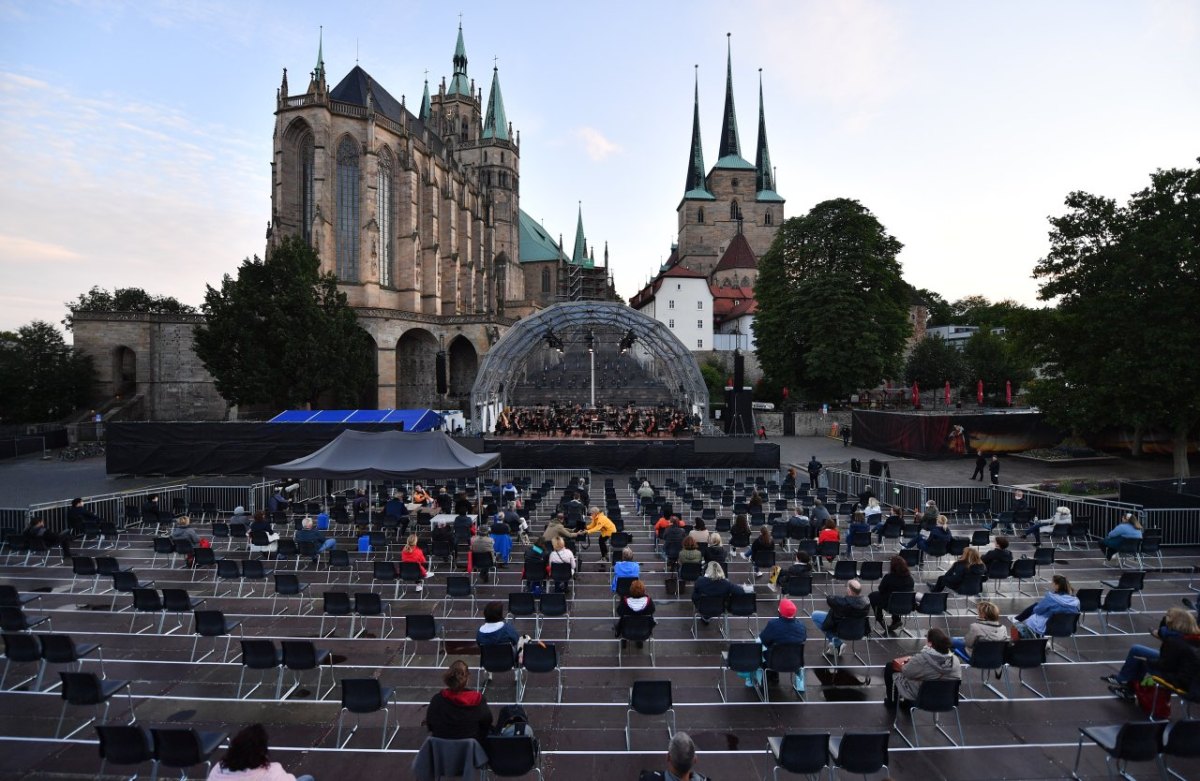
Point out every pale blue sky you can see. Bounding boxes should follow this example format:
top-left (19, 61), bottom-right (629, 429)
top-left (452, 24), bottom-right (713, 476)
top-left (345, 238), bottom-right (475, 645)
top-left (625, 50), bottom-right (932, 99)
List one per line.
top-left (1, 0), bottom-right (1196, 333)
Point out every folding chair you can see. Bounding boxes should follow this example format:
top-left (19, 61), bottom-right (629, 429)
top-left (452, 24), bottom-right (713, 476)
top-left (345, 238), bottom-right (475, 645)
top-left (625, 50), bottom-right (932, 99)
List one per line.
top-left (59, 672), bottom-right (134, 739)
top-left (717, 641), bottom-right (763, 703)
top-left (519, 641), bottom-right (563, 703)
top-left (1070, 720), bottom-right (1165, 780)
top-left (401, 614), bottom-right (445, 667)
top-left (625, 680), bottom-right (675, 750)
top-left (337, 678), bottom-right (399, 749)
top-left (893, 679), bottom-right (963, 747)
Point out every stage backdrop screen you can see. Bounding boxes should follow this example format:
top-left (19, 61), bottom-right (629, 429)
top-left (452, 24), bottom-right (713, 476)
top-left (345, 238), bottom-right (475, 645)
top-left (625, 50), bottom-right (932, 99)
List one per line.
top-left (851, 410), bottom-right (1062, 460)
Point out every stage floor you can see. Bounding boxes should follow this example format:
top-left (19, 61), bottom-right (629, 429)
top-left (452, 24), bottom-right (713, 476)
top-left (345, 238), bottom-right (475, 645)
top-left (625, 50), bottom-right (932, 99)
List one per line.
top-left (479, 436), bottom-right (779, 473)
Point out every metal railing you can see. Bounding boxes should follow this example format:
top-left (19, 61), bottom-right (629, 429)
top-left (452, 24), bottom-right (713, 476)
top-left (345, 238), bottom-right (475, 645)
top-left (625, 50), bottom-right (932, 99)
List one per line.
top-left (491, 469), bottom-right (591, 490)
top-left (28, 485), bottom-right (188, 533)
top-left (823, 467), bottom-right (927, 513)
top-left (186, 485), bottom-right (254, 515)
top-left (988, 485), bottom-right (1143, 540)
top-left (1138, 508), bottom-right (1200, 547)
top-left (635, 469), bottom-right (782, 489)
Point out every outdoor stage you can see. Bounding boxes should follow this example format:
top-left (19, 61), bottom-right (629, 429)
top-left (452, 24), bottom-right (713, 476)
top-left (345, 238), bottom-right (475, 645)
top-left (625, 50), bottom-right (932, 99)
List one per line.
top-left (472, 435), bottom-right (779, 474)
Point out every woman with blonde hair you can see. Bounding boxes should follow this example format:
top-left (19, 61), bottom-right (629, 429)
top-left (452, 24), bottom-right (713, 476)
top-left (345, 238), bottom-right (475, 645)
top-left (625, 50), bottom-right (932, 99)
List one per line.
top-left (400, 533), bottom-right (434, 590)
top-left (951, 600), bottom-right (1009, 660)
top-left (1103, 606), bottom-right (1200, 699)
top-left (929, 546), bottom-right (985, 593)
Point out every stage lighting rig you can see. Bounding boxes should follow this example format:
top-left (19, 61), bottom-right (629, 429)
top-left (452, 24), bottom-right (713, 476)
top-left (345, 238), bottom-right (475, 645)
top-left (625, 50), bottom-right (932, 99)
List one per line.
top-left (544, 330), bottom-right (564, 353)
top-left (618, 330), bottom-right (636, 354)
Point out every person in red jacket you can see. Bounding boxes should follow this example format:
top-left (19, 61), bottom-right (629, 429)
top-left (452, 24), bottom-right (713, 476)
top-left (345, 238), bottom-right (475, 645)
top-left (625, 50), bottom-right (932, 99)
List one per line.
top-left (425, 660), bottom-right (493, 741)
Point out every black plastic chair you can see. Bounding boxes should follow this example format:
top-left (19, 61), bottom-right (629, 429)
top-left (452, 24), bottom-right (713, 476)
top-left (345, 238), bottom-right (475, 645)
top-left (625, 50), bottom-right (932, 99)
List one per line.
top-left (728, 591), bottom-right (759, 637)
top-left (829, 731), bottom-right (890, 778)
top-left (237, 639), bottom-right (281, 699)
top-left (894, 678), bottom-right (963, 747)
top-left (1100, 571), bottom-right (1148, 612)
top-left (37, 633), bottom-right (103, 691)
top-left (1, 632), bottom-right (42, 691)
top-left (625, 680), bottom-right (675, 750)
top-left (1070, 720), bottom-right (1166, 780)
top-left (858, 560), bottom-right (884, 585)
top-left (152, 727), bottom-right (228, 780)
top-left (59, 672), bottom-right (134, 739)
top-left (214, 559), bottom-right (242, 598)
top-left (484, 734), bottom-right (545, 780)
top-left (986, 559), bottom-right (1012, 596)
top-left (1005, 637), bottom-right (1050, 698)
top-left (691, 594), bottom-right (729, 639)
top-left (762, 642), bottom-right (807, 702)
top-left (782, 575), bottom-right (814, 615)
top-left (95, 724), bottom-right (154, 778)
top-left (1045, 611), bottom-right (1082, 661)
top-left (478, 642), bottom-right (518, 695)
top-left (150, 536), bottom-right (175, 567)
top-left (401, 614), bottom-right (445, 667)
top-left (519, 641), bottom-right (563, 704)
top-left (320, 591), bottom-right (353, 638)
top-left (337, 677), bottom-right (398, 749)
top-left (832, 560), bottom-right (858, 583)
top-left (279, 640), bottom-right (333, 700)
top-left (1076, 588), bottom-right (1104, 636)
top-left (110, 571), bottom-right (154, 612)
top-left (883, 591), bottom-right (918, 637)
top-left (1160, 719), bottom-right (1200, 780)
top-left (70, 556), bottom-right (99, 593)
top-left (443, 575), bottom-right (476, 618)
top-left (271, 574), bottom-right (311, 616)
top-left (718, 641), bottom-right (764, 703)
top-left (832, 615), bottom-right (871, 672)
top-left (767, 733), bottom-right (830, 780)
top-left (617, 613), bottom-right (656, 667)
top-left (538, 592), bottom-right (570, 640)
top-left (354, 592), bottom-right (392, 639)
top-left (240, 559), bottom-right (274, 596)
top-left (161, 588), bottom-right (204, 633)
top-left (1099, 588), bottom-right (1136, 633)
top-left (1, 606), bottom-right (51, 634)
top-left (191, 610), bottom-right (242, 663)
top-left (916, 591), bottom-right (950, 633)
top-left (398, 561), bottom-right (426, 597)
top-left (964, 639), bottom-right (1009, 699)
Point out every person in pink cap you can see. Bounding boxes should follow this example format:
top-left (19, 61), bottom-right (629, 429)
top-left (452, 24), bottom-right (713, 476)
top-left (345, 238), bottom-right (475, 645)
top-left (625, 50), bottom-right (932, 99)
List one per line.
top-left (751, 598), bottom-right (808, 695)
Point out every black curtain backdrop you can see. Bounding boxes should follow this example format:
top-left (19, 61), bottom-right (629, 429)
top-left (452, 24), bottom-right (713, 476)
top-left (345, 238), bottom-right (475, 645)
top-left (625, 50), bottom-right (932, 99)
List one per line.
top-left (851, 410), bottom-right (1062, 460)
top-left (1120, 478), bottom-right (1200, 509)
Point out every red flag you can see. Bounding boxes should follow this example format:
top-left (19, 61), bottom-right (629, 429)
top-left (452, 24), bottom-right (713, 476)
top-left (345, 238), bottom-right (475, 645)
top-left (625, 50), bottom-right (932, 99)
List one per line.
top-left (944, 381), bottom-right (951, 405)
top-left (977, 380), bottom-right (984, 405)
top-left (1006, 380), bottom-right (1013, 406)
top-left (912, 381), bottom-right (920, 408)
top-left (782, 387), bottom-right (789, 400)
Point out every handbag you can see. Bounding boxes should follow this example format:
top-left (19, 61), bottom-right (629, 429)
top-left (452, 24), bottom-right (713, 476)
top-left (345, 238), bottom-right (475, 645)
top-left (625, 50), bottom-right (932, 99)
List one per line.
top-left (1134, 678), bottom-right (1171, 719)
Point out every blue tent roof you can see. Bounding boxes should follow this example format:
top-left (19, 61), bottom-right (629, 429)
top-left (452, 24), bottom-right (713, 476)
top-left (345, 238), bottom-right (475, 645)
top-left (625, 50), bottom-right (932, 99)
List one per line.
top-left (268, 409), bottom-right (442, 431)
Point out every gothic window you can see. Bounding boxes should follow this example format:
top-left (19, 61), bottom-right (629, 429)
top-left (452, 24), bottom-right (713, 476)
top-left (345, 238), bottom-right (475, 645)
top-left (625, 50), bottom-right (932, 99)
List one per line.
top-left (730, 200), bottom-right (741, 220)
top-left (764, 210), bottom-right (773, 226)
top-left (336, 137), bottom-right (360, 281)
top-left (461, 118), bottom-right (468, 142)
top-left (698, 206), bottom-right (705, 223)
top-left (731, 178), bottom-right (739, 189)
top-left (541, 267), bottom-right (551, 293)
top-left (300, 134), bottom-right (315, 244)
top-left (377, 149), bottom-right (393, 287)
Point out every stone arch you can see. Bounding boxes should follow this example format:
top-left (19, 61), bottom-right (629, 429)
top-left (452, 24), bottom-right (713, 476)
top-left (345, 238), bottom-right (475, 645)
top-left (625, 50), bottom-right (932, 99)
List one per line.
top-left (395, 328), bottom-right (439, 408)
top-left (113, 345), bottom-right (137, 397)
top-left (447, 335), bottom-right (478, 409)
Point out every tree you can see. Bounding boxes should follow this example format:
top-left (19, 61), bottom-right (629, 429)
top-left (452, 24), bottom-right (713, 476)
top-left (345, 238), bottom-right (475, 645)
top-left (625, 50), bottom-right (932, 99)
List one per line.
top-left (1031, 160), bottom-right (1200, 476)
top-left (914, 287), bottom-right (953, 327)
top-left (0, 321), bottom-right (94, 423)
top-left (904, 335), bottom-right (968, 390)
top-left (699, 359), bottom-right (725, 403)
top-left (63, 286), bottom-right (194, 330)
top-left (946, 295), bottom-right (1031, 330)
top-left (754, 198), bottom-right (912, 402)
top-left (961, 329), bottom-right (1033, 404)
top-left (193, 236), bottom-right (376, 410)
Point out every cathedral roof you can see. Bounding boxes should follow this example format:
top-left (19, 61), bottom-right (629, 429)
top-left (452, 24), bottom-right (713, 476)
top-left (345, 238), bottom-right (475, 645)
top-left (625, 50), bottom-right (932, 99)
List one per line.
top-left (518, 209), bottom-right (569, 264)
top-left (682, 68), bottom-right (715, 202)
top-left (330, 66), bottom-right (407, 125)
top-left (714, 34), bottom-right (754, 172)
top-left (482, 67), bottom-right (509, 140)
top-left (571, 206), bottom-right (593, 268)
top-left (449, 24), bottom-right (471, 96)
top-left (712, 232), bottom-right (758, 273)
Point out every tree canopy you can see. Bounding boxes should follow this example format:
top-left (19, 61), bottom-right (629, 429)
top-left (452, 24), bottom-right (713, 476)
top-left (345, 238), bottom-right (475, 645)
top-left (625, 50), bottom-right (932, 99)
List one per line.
top-left (961, 328), bottom-right (1034, 403)
top-left (0, 321), bottom-right (94, 424)
top-left (193, 236), bottom-right (376, 410)
top-left (63, 286), bottom-right (194, 330)
top-left (754, 198), bottom-right (912, 402)
top-left (1029, 160), bottom-right (1199, 476)
top-left (903, 334), bottom-right (968, 390)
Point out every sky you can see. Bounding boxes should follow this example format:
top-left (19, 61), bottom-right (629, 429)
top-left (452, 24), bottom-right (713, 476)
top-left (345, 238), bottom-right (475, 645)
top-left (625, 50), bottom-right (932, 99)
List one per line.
top-left (0, 0), bottom-right (1197, 335)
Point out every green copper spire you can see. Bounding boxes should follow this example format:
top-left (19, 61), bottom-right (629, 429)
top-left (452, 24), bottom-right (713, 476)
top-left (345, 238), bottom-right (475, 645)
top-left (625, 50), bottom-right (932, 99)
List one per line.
top-left (448, 23), bottom-right (470, 96)
top-left (482, 66), bottom-right (509, 140)
top-left (683, 66), bottom-right (714, 200)
top-left (315, 26), bottom-right (325, 80)
top-left (755, 69), bottom-right (782, 200)
top-left (571, 204), bottom-right (593, 267)
top-left (715, 34), bottom-right (753, 170)
top-left (419, 77), bottom-right (431, 122)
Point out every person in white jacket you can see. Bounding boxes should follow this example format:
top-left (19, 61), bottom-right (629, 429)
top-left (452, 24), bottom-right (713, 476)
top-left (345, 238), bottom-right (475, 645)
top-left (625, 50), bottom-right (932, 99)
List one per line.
top-left (207, 724), bottom-right (313, 781)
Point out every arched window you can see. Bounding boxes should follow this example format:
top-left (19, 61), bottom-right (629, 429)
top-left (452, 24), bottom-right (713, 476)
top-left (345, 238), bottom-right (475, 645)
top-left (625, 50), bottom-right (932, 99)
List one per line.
top-left (377, 149), bottom-right (393, 287)
top-left (764, 210), bottom-right (773, 226)
top-left (697, 206), bottom-right (705, 223)
top-left (541, 267), bottom-right (551, 293)
top-left (336, 137), bottom-right (360, 281)
top-left (730, 199), bottom-right (741, 220)
top-left (299, 134), bottom-right (315, 244)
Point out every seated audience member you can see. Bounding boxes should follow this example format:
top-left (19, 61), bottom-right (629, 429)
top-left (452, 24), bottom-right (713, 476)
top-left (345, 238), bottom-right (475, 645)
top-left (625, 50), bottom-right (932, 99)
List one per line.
top-left (678, 536), bottom-right (703, 568)
top-left (905, 514), bottom-right (952, 552)
top-left (863, 497), bottom-right (883, 521)
top-left (747, 526), bottom-right (775, 578)
top-left (692, 560), bottom-right (744, 602)
top-left (228, 505), bottom-right (252, 526)
top-left (754, 598), bottom-right (808, 693)
top-left (541, 514), bottom-right (578, 547)
top-left (1021, 506), bottom-right (1072, 546)
top-left (816, 519), bottom-right (840, 564)
top-left (928, 547), bottom-right (985, 593)
top-left (778, 550), bottom-right (814, 592)
top-left (470, 529), bottom-right (495, 578)
top-left (657, 732), bottom-right (708, 781)
top-left (786, 507), bottom-right (811, 541)
top-left (476, 601), bottom-right (522, 663)
top-left (869, 555), bottom-right (915, 633)
top-left (400, 534), bottom-right (435, 589)
top-left (489, 514), bottom-right (512, 566)
top-left (661, 516), bottom-right (688, 569)
top-left (636, 480), bottom-right (655, 511)
top-left (384, 492), bottom-right (409, 536)
top-left (811, 579), bottom-right (869, 658)
top-left (523, 539), bottom-right (550, 573)
top-left (809, 500), bottom-right (832, 531)
top-left (66, 498), bottom-right (100, 535)
top-left (883, 627), bottom-right (963, 707)
top-left (981, 536), bottom-right (1013, 570)
top-left (845, 511), bottom-right (871, 557)
top-left (1011, 575), bottom-right (1080, 639)
top-left (611, 546), bottom-right (640, 591)
top-left (1103, 606), bottom-right (1200, 699)
top-left (424, 659), bottom-right (493, 742)
top-left (170, 515), bottom-right (202, 548)
top-left (1101, 513), bottom-right (1144, 562)
top-left (24, 516), bottom-right (72, 559)
top-left (436, 487), bottom-right (454, 515)
top-left (703, 533), bottom-right (728, 572)
top-left (688, 519), bottom-right (710, 546)
top-left (614, 579), bottom-right (656, 644)
top-left (207, 723), bottom-right (314, 781)
top-left (248, 512), bottom-right (279, 557)
top-left (548, 536), bottom-right (576, 591)
top-left (951, 601), bottom-right (1010, 661)
top-left (295, 517), bottom-right (336, 563)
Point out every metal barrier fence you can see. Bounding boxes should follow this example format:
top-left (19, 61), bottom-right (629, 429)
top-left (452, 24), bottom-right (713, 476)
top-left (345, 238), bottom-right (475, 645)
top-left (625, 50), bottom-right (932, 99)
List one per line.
top-left (186, 485), bottom-right (254, 515)
top-left (0, 509), bottom-right (27, 534)
top-left (1137, 508), bottom-right (1200, 547)
top-left (489, 469), bottom-right (591, 490)
top-left (988, 485), bottom-right (1143, 541)
top-left (634, 469), bottom-right (782, 489)
top-left (926, 485), bottom-right (995, 516)
top-left (824, 468), bottom-right (927, 513)
top-left (28, 485), bottom-right (189, 533)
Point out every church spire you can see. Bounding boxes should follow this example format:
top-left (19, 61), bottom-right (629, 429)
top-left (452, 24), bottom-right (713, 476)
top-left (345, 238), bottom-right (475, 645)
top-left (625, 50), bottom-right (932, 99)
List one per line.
top-left (572, 203), bottom-right (589, 266)
top-left (315, 26), bottom-right (325, 81)
top-left (448, 22), bottom-right (470, 96)
top-left (683, 66), bottom-right (714, 200)
top-left (755, 69), bottom-right (781, 198)
top-left (718, 33), bottom-right (741, 160)
top-left (419, 77), bottom-right (431, 122)
top-left (482, 66), bottom-right (509, 140)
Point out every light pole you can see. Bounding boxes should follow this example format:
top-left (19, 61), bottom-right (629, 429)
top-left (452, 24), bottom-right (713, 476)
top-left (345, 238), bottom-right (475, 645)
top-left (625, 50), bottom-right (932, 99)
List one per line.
top-left (586, 328), bottom-right (596, 408)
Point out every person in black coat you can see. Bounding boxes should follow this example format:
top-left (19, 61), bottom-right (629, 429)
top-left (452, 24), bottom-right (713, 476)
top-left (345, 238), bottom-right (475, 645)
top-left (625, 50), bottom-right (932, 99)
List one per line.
top-left (971, 450), bottom-right (987, 481)
top-left (982, 536), bottom-right (1014, 570)
top-left (425, 660), bottom-right (493, 742)
top-left (870, 555), bottom-right (916, 632)
top-left (66, 498), bottom-right (100, 535)
top-left (930, 548), bottom-right (986, 593)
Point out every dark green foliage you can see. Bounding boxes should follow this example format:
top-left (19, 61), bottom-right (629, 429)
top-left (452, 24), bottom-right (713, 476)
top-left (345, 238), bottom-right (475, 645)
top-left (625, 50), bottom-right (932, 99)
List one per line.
top-left (961, 329), bottom-right (1033, 403)
top-left (699, 360), bottom-right (726, 403)
top-left (0, 321), bottom-right (94, 423)
top-left (1030, 160), bottom-right (1200, 475)
top-left (193, 236), bottom-right (376, 410)
top-left (754, 198), bottom-right (912, 402)
top-left (903, 335), bottom-right (968, 390)
top-left (914, 288), bottom-right (953, 327)
top-left (63, 286), bottom-right (194, 330)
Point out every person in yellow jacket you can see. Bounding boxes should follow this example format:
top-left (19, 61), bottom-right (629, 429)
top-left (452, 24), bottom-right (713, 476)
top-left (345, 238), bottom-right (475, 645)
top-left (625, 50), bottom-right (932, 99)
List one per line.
top-left (584, 506), bottom-right (616, 562)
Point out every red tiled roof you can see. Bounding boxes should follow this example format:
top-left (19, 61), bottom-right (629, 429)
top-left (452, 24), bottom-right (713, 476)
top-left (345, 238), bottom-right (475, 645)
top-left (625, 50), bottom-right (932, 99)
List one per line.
top-left (629, 263), bottom-right (707, 308)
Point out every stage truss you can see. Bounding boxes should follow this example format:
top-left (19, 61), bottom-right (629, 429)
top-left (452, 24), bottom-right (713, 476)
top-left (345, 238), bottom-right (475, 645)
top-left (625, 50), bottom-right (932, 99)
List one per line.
top-left (470, 301), bottom-right (710, 432)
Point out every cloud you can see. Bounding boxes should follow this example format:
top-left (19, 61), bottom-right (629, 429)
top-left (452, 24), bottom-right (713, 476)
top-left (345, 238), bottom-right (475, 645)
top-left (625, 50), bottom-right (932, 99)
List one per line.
top-left (575, 126), bottom-right (622, 161)
top-left (0, 234), bottom-right (84, 262)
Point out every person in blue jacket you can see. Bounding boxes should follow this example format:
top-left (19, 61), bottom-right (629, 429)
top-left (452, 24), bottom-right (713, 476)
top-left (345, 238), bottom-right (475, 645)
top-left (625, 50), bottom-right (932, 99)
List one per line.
top-left (1101, 513), bottom-right (1144, 562)
top-left (476, 601), bottom-right (521, 663)
top-left (1012, 574), bottom-right (1080, 638)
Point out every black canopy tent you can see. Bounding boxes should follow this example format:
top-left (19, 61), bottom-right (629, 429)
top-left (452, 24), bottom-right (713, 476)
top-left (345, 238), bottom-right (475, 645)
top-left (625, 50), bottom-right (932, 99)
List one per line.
top-left (263, 430), bottom-right (501, 520)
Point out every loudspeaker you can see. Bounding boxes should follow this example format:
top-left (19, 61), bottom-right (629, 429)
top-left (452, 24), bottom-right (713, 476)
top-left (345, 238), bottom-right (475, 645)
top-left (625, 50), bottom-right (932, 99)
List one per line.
top-left (733, 353), bottom-right (745, 390)
top-left (435, 351), bottom-right (448, 395)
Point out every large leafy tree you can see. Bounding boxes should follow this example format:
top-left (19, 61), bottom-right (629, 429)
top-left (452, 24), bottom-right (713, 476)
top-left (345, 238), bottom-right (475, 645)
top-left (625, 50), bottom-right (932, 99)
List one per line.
top-left (904, 335), bottom-right (968, 390)
top-left (63, 286), bottom-right (194, 330)
top-left (194, 236), bottom-right (376, 410)
top-left (754, 198), bottom-right (912, 402)
top-left (961, 328), bottom-right (1034, 404)
top-left (1030, 161), bottom-right (1199, 475)
top-left (0, 321), bottom-right (94, 423)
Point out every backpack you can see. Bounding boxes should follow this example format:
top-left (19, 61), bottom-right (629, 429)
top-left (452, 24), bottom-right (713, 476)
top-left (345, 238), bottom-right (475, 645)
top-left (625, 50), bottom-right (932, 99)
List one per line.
top-left (496, 704), bottom-right (536, 740)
